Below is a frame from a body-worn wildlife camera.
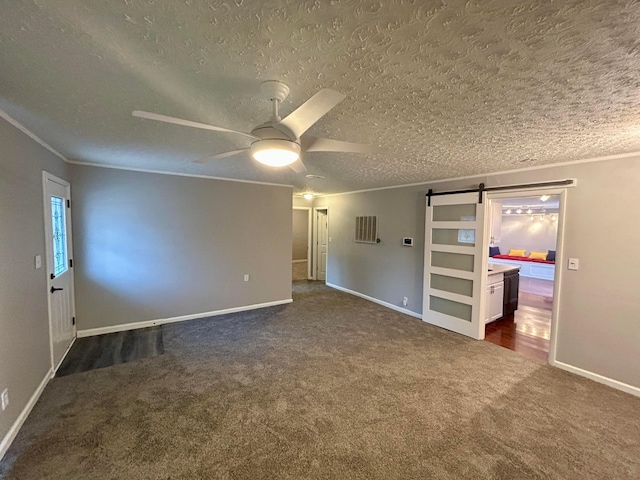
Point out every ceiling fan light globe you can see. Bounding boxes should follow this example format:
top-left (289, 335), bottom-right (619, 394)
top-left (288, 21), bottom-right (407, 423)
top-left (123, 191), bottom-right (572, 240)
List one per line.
top-left (251, 139), bottom-right (300, 167)
top-left (253, 150), bottom-right (298, 167)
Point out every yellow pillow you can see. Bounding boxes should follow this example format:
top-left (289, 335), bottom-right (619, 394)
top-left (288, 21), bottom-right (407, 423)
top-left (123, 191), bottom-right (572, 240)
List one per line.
top-left (529, 251), bottom-right (547, 260)
top-left (508, 249), bottom-right (526, 257)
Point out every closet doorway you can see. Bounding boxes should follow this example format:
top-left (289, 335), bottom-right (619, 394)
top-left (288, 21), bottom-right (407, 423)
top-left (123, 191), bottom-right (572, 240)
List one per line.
top-left (484, 189), bottom-right (565, 363)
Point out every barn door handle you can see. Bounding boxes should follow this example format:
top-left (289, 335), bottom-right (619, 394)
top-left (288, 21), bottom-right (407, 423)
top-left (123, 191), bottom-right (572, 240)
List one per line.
top-left (50, 286), bottom-right (64, 293)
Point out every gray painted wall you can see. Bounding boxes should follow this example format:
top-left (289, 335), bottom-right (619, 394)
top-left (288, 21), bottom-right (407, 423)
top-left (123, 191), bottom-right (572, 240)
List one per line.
top-left (320, 156), bottom-right (640, 388)
top-left (499, 215), bottom-right (558, 256)
top-left (292, 209), bottom-right (309, 261)
top-left (320, 188), bottom-right (426, 311)
top-left (0, 117), bottom-right (70, 447)
top-left (71, 166), bottom-right (292, 330)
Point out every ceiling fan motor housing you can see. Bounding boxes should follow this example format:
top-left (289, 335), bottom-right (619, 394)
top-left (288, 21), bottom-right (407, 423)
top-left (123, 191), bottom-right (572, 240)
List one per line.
top-left (250, 121), bottom-right (301, 167)
top-left (251, 122), bottom-right (293, 141)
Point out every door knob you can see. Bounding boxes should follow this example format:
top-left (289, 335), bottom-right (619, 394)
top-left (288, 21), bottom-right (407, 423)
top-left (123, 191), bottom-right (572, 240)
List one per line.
top-left (50, 286), bottom-right (64, 293)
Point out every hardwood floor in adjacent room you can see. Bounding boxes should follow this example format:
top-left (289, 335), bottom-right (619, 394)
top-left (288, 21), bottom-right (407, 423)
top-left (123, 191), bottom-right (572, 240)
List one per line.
top-left (485, 278), bottom-right (553, 362)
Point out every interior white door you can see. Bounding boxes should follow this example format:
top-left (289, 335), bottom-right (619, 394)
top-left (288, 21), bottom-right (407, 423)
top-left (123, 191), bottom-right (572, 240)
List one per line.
top-left (422, 192), bottom-right (488, 339)
top-left (43, 173), bottom-right (76, 370)
top-left (316, 209), bottom-right (328, 281)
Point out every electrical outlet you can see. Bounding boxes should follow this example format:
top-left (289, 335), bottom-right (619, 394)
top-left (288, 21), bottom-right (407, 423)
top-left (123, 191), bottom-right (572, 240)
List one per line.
top-left (1, 389), bottom-right (8, 411)
top-left (402, 297), bottom-right (408, 306)
top-left (244, 274), bottom-right (249, 282)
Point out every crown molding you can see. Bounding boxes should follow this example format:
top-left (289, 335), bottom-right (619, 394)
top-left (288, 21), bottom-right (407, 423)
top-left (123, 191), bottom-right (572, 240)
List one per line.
top-left (316, 151), bottom-right (640, 197)
top-left (68, 160), bottom-right (294, 188)
top-left (0, 108), bottom-right (69, 163)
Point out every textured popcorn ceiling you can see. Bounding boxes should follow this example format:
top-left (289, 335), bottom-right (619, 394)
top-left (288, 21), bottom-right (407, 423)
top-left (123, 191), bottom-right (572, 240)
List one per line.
top-left (1, 0), bottom-right (640, 195)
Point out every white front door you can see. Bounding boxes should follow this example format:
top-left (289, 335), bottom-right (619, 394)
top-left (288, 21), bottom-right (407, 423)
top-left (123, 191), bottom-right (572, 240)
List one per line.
top-left (43, 172), bottom-right (76, 370)
top-left (316, 209), bottom-right (328, 281)
top-left (422, 192), bottom-right (488, 339)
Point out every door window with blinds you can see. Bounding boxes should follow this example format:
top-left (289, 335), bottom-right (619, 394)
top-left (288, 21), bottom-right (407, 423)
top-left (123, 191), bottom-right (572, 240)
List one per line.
top-left (355, 216), bottom-right (378, 243)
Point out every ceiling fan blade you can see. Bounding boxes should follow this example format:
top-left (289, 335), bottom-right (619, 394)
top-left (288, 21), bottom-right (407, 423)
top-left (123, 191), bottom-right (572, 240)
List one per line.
top-left (274, 89), bottom-right (346, 139)
top-left (132, 111), bottom-right (256, 140)
top-left (301, 135), bottom-right (384, 154)
top-left (288, 158), bottom-right (307, 174)
top-left (193, 148), bottom-right (249, 163)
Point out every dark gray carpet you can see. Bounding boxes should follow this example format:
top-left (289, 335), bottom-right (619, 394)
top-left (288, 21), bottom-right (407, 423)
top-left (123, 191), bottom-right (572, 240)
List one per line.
top-left (1, 281), bottom-right (638, 479)
top-left (56, 326), bottom-right (164, 377)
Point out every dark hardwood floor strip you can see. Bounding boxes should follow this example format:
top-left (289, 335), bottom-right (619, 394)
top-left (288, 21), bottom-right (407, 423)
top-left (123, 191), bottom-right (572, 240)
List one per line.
top-left (485, 286), bottom-right (552, 362)
top-left (519, 278), bottom-right (554, 297)
top-left (56, 326), bottom-right (164, 377)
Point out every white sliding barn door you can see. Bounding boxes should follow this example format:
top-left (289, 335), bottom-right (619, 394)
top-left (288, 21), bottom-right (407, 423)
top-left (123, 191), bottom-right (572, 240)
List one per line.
top-left (422, 192), bottom-right (487, 339)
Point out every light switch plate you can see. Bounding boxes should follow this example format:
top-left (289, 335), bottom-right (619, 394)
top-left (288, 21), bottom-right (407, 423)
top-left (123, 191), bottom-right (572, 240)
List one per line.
top-left (568, 258), bottom-right (579, 271)
top-left (35, 255), bottom-right (42, 269)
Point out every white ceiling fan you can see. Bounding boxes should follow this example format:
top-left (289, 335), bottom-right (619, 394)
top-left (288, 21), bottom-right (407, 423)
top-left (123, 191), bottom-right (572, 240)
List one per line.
top-left (132, 81), bottom-right (382, 173)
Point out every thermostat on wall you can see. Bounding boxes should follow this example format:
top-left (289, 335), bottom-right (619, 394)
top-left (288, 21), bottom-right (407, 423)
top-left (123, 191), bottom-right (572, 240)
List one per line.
top-left (402, 237), bottom-right (414, 247)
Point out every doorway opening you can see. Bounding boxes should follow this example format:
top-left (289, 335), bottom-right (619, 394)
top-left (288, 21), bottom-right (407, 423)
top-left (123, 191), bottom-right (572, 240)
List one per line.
top-left (292, 207), bottom-right (311, 281)
top-left (313, 208), bottom-right (328, 282)
top-left (484, 192), bottom-right (562, 362)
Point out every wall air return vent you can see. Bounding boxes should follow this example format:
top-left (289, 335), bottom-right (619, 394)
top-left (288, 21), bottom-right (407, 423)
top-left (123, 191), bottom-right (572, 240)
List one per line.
top-left (355, 216), bottom-right (379, 244)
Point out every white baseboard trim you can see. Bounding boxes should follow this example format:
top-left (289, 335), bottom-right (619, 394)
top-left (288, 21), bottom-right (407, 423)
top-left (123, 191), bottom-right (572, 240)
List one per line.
top-left (77, 299), bottom-right (293, 338)
top-left (326, 283), bottom-right (422, 320)
top-left (551, 360), bottom-right (640, 398)
top-left (0, 368), bottom-right (53, 461)
top-left (52, 335), bottom-right (77, 374)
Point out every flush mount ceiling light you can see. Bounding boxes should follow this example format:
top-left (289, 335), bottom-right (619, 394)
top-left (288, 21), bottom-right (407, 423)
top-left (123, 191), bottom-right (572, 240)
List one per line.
top-left (526, 208), bottom-right (533, 214)
top-left (303, 193), bottom-right (314, 200)
top-left (540, 195), bottom-right (550, 202)
top-left (505, 208), bottom-right (512, 214)
top-left (250, 139), bottom-right (301, 167)
top-left (516, 208), bottom-right (523, 214)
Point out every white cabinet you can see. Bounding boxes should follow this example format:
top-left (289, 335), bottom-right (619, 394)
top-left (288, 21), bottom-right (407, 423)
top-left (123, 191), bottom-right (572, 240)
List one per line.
top-left (489, 200), bottom-right (502, 246)
top-left (485, 273), bottom-right (504, 324)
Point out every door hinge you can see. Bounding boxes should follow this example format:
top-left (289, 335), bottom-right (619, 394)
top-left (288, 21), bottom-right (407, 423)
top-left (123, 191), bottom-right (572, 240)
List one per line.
top-left (66, 199), bottom-right (70, 208)
top-left (72, 316), bottom-right (76, 326)
top-left (69, 259), bottom-right (73, 268)
top-left (50, 273), bottom-right (55, 280)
